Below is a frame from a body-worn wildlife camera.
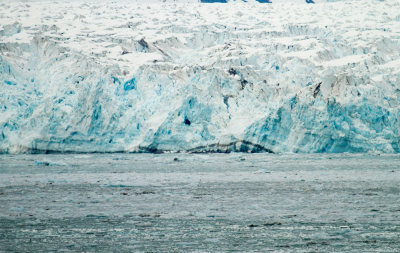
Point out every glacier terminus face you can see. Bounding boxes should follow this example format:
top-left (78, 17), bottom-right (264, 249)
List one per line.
top-left (0, 0), bottom-right (399, 153)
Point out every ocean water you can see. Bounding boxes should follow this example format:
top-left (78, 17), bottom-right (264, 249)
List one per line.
top-left (1, 153), bottom-right (400, 251)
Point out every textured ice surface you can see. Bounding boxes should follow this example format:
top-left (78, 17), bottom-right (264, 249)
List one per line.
top-left (1, 154), bottom-right (400, 251)
top-left (0, 0), bottom-right (400, 153)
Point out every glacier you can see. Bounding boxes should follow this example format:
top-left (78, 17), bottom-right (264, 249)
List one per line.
top-left (0, 0), bottom-right (400, 154)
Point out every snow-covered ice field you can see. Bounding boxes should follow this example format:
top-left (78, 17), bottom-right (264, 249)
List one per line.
top-left (1, 0), bottom-right (400, 154)
top-left (1, 153), bottom-right (400, 251)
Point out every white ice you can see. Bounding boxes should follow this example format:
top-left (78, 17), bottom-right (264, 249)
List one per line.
top-left (0, 0), bottom-right (399, 153)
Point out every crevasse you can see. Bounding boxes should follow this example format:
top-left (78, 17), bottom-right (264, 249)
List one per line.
top-left (0, 0), bottom-right (399, 153)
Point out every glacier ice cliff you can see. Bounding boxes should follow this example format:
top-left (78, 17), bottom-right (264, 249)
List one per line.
top-left (0, 0), bottom-right (400, 153)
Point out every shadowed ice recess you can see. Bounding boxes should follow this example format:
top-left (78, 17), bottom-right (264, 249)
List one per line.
top-left (0, 0), bottom-right (400, 153)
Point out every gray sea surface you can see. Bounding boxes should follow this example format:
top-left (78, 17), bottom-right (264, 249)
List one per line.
top-left (1, 153), bottom-right (400, 252)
